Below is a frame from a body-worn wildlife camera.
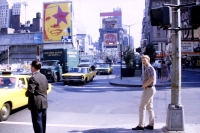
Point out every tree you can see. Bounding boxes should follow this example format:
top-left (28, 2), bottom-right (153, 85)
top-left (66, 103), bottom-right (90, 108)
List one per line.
top-left (143, 43), bottom-right (157, 63)
top-left (123, 46), bottom-right (135, 68)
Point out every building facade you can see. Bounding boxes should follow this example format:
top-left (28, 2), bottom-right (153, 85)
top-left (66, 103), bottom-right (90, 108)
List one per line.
top-left (142, 0), bottom-right (200, 67)
top-left (0, 0), bottom-right (11, 28)
top-left (12, 2), bottom-right (26, 26)
top-left (113, 7), bottom-right (122, 28)
top-left (99, 8), bottom-right (124, 59)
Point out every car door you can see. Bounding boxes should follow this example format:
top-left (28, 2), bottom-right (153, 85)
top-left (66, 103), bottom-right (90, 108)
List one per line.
top-left (6, 77), bottom-right (26, 109)
top-left (88, 68), bottom-right (93, 80)
top-left (17, 77), bottom-right (28, 106)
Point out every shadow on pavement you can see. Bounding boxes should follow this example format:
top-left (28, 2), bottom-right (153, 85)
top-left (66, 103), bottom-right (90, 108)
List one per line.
top-left (68, 128), bottom-right (162, 133)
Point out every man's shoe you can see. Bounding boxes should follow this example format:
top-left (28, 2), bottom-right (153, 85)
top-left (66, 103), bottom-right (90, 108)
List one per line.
top-left (132, 126), bottom-right (144, 130)
top-left (144, 125), bottom-right (154, 130)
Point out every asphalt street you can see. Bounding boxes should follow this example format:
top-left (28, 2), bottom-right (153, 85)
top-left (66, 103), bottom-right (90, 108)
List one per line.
top-left (0, 65), bottom-right (200, 133)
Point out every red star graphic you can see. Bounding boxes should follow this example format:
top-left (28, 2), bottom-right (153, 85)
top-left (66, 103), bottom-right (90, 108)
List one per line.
top-left (53, 6), bottom-right (69, 25)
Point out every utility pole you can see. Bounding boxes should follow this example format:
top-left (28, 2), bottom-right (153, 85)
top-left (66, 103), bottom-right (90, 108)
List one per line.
top-left (165, 0), bottom-right (185, 131)
top-left (129, 26), bottom-right (130, 46)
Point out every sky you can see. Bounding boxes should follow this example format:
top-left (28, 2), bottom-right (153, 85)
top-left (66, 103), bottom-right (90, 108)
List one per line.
top-left (9, 0), bottom-right (145, 48)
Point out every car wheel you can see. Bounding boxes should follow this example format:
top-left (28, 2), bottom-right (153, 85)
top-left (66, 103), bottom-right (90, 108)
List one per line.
top-left (86, 77), bottom-right (90, 83)
top-left (82, 80), bottom-right (86, 85)
top-left (57, 73), bottom-right (61, 82)
top-left (0, 103), bottom-right (11, 121)
top-left (64, 81), bottom-right (68, 85)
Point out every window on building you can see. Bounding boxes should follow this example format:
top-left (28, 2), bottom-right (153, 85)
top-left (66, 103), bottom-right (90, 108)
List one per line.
top-left (154, 45), bottom-right (159, 51)
top-left (157, 33), bottom-right (161, 37)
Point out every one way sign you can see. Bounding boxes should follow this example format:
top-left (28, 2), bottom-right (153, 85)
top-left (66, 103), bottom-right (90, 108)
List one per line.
top-left (62, 36), bottom-right (72, 42)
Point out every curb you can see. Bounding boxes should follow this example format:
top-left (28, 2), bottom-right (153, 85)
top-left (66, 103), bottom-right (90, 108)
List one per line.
top-left (110, 80), bottom-right (171, 87)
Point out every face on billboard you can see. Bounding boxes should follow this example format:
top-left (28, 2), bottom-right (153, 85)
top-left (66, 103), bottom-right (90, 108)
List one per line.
top-left (44, 2), bottom-right (71, 42)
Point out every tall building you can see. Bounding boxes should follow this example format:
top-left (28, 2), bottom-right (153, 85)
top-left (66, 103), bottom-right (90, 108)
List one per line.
top-left (100, 8), bottom-right (122, 28)
top-left (12, 2), bottom-right (26, 26)
top-left (0, 0), bottom-right (11, 28)
top-left (113, 7), bottom-right (122, 28)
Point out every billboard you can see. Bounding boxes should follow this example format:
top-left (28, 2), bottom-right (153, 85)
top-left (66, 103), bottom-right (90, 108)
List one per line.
top-left (34, 33), bottom-right (43, 44)
top-left (102, 18), bottom-right (118, 29)
top-left (104, 33), bottom-right (117, 45)
top-left (43, 2), bottom-right (72, 43)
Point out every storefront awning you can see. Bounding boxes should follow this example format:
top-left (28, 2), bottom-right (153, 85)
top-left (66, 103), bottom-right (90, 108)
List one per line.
top-left (182, 52), bottom-right (200, 56)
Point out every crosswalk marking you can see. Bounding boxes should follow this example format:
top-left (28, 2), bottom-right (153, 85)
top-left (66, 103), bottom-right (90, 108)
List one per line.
top-left (1, 121), bottom-right (98, 128)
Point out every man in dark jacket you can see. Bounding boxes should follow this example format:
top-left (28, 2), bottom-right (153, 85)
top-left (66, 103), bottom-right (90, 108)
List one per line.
top-left (26, 60), bottom-right (49, 133)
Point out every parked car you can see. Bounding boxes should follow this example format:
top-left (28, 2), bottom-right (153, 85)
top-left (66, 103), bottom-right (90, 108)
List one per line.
top-left (62, 67), bottom-right (97, 85)
top-left (0, 71), bottom-right (52, 121)
top-left (96, 63), bottom-right (113, 75)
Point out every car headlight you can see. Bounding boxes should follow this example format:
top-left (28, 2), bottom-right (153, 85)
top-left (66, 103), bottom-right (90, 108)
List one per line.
top-left (81, 75), bottom-right (84, 79)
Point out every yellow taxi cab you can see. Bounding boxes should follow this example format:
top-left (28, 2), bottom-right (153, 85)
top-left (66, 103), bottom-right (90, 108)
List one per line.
top-left (96, 63), bottom-right (113, 75)
top-left (0, 71), bottom-right (52, 121)
top-left (62, 67), bottom-right (97, 85)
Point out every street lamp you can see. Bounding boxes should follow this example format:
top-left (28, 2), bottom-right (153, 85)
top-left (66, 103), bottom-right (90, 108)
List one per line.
top-left (123, 22), bottom-right (144, 47)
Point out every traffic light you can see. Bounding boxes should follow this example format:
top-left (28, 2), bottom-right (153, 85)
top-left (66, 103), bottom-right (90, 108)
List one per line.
top-left (150, 6), bottom-right (172, 28)
top-left (136, 47), bottom-right (141, 53)
top-left (189, 5), bottom-right (200, 28)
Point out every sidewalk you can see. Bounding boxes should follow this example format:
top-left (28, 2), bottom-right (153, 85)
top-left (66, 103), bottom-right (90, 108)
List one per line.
top-left (110, 76), bottom-right (171, 87)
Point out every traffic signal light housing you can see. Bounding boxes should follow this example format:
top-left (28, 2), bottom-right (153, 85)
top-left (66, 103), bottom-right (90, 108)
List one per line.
top-left (150, 6), bottom-right (172, 29)
top-left (136, 47), bottom-right (141, 53)
top-left (189, 5), bottom-right (200, 28)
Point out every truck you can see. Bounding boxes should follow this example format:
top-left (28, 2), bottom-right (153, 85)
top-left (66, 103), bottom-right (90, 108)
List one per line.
top-left (78, 55), bottom-right (94, 67)
top-left (40, 49), bottom-right (79, 82)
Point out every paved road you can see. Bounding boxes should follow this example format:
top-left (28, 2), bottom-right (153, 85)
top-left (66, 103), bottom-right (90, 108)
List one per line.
top-left (0, 65), bottom-right (200, 133)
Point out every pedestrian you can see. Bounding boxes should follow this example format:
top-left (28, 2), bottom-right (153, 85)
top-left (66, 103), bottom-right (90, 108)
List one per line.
top-left (161, 61), bottom-right (168, 83)
top-left (132, 55), bottom-right (156, 131)
top-left (191, 60), bottom-right (195, 70)
top-left (25, 60), bottom-right (49, 133)
top-left (157, 61), bottom-right (161, 79)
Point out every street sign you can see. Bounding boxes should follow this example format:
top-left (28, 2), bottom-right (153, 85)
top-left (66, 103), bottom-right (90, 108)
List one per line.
top-left (62, 36), bottom-right (72, 42)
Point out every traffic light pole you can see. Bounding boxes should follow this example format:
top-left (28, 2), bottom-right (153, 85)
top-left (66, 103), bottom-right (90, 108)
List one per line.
top-left (165, 0), bottom-right (185, 131)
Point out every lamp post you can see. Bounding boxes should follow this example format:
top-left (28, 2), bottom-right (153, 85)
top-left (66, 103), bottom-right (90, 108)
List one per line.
top-left (123, 22), bottom-right (139, 47)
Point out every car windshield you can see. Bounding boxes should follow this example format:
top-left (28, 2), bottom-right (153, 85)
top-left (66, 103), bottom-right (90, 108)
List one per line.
top-left (42, 61), bottom-right (57, 66)
top-left (69, 68), bottom-right (88, 73)
top-left (0, 77), bottom-right (16, 89)
top-left (80, 59), bottom-right (90, 62)
top-left (97, 64), bottom-right (109, 68)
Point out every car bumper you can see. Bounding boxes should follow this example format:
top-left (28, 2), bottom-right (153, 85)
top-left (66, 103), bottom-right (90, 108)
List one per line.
top-left (97, 71), bottom-right (109, 74)
top-left (62, 79), bottom-right (85, 83)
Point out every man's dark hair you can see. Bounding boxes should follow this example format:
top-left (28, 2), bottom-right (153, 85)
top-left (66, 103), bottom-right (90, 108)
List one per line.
top-left (31, 60), bottom-right (41, 70)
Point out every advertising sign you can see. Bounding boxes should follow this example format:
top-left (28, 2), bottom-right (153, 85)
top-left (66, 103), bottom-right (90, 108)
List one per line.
top-left (34, 33), bottom-right (43, 44)
top-left (104, 33), bottom-right (117, 45)
top-left (102, 18), bottom-right (118, 29)
top-left (43, 2), bottom-right (72, 43)
top-left (181, 42), bottom-right (193, 52)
